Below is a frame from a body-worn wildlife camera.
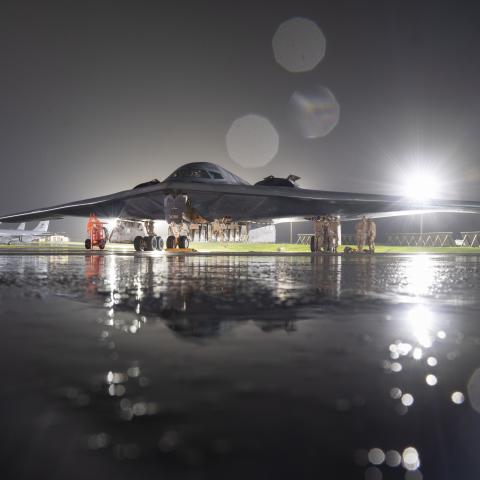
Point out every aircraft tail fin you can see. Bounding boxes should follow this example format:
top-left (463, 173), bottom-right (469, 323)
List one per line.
top-left (17, 223), bottom-right (26, 230)
top-left (33, 221), bottom-right (49, 233)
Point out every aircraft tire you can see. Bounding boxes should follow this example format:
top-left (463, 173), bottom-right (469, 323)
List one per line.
top-left (310, 236), bottom-right (316, 252)
top-left (156, 236), bottom-right (164, 251)
top-left (143, 236), bottom-right (150, 250)
top-left (133, 236), bottom-right (144, 252)
top-left (178, 236), bottom-right (189, 249)
top-left (166, 235), bottom-right (176, 249)
top-left (150, 236), bottom-right (157, 250)
top-left (85, 238), bottom-right (92, 249)
top-left (143, 235), bottom-right (156, 251)
top-left (98, 239), bottom-right (106, 250)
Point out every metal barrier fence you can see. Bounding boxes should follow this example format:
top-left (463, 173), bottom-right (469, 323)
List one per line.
top-left (297, 233), bottom-right (355, 245)
top-left (297, 234), bottom-right (312, 244)
top-left (460, 232), bottom-right (480, 247)
top-left (385, 232), bottom-right (455, 247)
top-left (298, 232), bottom-right (480, 247)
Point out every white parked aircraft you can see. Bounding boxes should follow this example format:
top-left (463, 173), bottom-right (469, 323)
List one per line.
top-left (0, 221), bottom-right (50, 244)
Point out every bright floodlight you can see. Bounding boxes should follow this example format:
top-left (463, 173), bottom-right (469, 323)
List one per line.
top-left (106, 218), bottom-right (118, 233)
top-left (404, 171), bottom-right (440, 201)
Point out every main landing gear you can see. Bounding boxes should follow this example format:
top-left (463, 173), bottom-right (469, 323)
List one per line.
top-left (133, 235), bottom-right (164, 252)
top-left (132, 234), bottom-right (190, 252)
top-left (131, 220), bottom-right (191, 252)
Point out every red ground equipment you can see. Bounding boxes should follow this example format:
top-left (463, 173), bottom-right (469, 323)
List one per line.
top-left (85, 213), bottom-right (107, 250)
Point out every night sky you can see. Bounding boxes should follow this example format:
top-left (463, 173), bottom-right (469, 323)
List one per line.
top-left (1, 0), bottom-right (480, 240)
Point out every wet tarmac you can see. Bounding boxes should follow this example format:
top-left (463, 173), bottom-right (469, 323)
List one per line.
top-left (1, 252), bottom-right (480, 479)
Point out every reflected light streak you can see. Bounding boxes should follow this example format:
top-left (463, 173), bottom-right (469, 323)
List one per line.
top-left (107, 256), bottom-right (118, 300)
top-left (404, 256), bottom-right (435, 296)
top-left (406, 305), bottom-right (434, 348)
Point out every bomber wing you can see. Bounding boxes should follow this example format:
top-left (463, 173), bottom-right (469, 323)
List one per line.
top-left (1, 181), bottom-right (480, 223)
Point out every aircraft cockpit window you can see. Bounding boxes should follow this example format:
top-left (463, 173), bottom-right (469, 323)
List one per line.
top-left (209, 171), bottom-right (224, 179)
top-left (171, 168), bottom-right (210, 179)
top-left (190, 169), bottom-right (210, 178)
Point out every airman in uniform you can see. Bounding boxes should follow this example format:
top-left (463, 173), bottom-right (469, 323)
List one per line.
top-left (366, 218), bottom-right (377, 253)
top-left (355, 216), bottom-right (367, 252)
top-left (324, 217), bottom-right (334, 253)
top-left (314, 216), bottom-right (325, 252)
top-left (212, 219), bottom-right (227, 242)
top-left (211, 220), bottom-right (222, 241)
top-left (330, 216), bottom-right (340, 253)
top-left (190, 223), bottom-right (200, 242)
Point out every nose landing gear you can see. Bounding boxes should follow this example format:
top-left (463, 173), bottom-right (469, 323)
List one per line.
top-left (133, 220), bottom-right (165, 252)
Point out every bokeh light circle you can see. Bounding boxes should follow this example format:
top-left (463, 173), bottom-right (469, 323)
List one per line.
top-left (390, 387), bottom-right (402, 399)
top-left (272, 17), bottom-right (326, 73)
top-left (226, 114), bottom-right (279, 168)
top-left (402, 447), bottom-right (420, 471)
top-left (385, 450), bottom-right (402, 467)
top-left (401, 393), bottom-right (414, 406)
top-left (364, 466), bottom-right (382, 480)
top-left (451, 391), bottom-right (465, 404)
top-left (368, 448), bottom-right (385, 465)
top-left (427, 356), bottom-right (438, 367)
top-left (405, 471), bottom-right (423, 480)
top-left (289, 86), bottom-right (340, 138)
top-left (467, 368), bottom-right (480, 413)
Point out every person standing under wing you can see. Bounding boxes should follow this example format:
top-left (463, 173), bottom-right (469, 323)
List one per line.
top-left (331, 216), bottom-right (339, 253)
top-left (366, 218), bottom-right (376, 253)
top-left (314, 216), bottom-right (325, 252)
top-left (355, 216), bottom-right (367, 252)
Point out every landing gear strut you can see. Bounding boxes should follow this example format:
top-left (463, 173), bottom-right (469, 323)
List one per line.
top-left (132, 219), bottom-right (165, 252)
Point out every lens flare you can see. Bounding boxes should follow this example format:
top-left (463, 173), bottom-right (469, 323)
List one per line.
top-left (272, 17), bottom-right (326, 73)
top-left (289, 86), bottom-right (340, 138)
top-left (226, 114), bottom-right (279, 168)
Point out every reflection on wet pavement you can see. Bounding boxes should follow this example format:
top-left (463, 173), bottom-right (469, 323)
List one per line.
top-left (1, 253), bottom-right (480, 479)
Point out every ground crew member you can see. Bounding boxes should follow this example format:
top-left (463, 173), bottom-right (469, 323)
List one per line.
top-left (355, 216), bottom-right (367, 252)
top-left (211, 220), bottom-right (221, 241)
top-left (326, 216), bottom-right (334, 252)
top-left (366, 218), bottom-right (377, 253)
top-left (330, 216), bottom-right (340, 253)
top-left (314, 217), bottom-right (325, 252)
top-left (190, 223), bottom-right (199, 241)
top-left (324, 217), bottom-right (334, 253)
